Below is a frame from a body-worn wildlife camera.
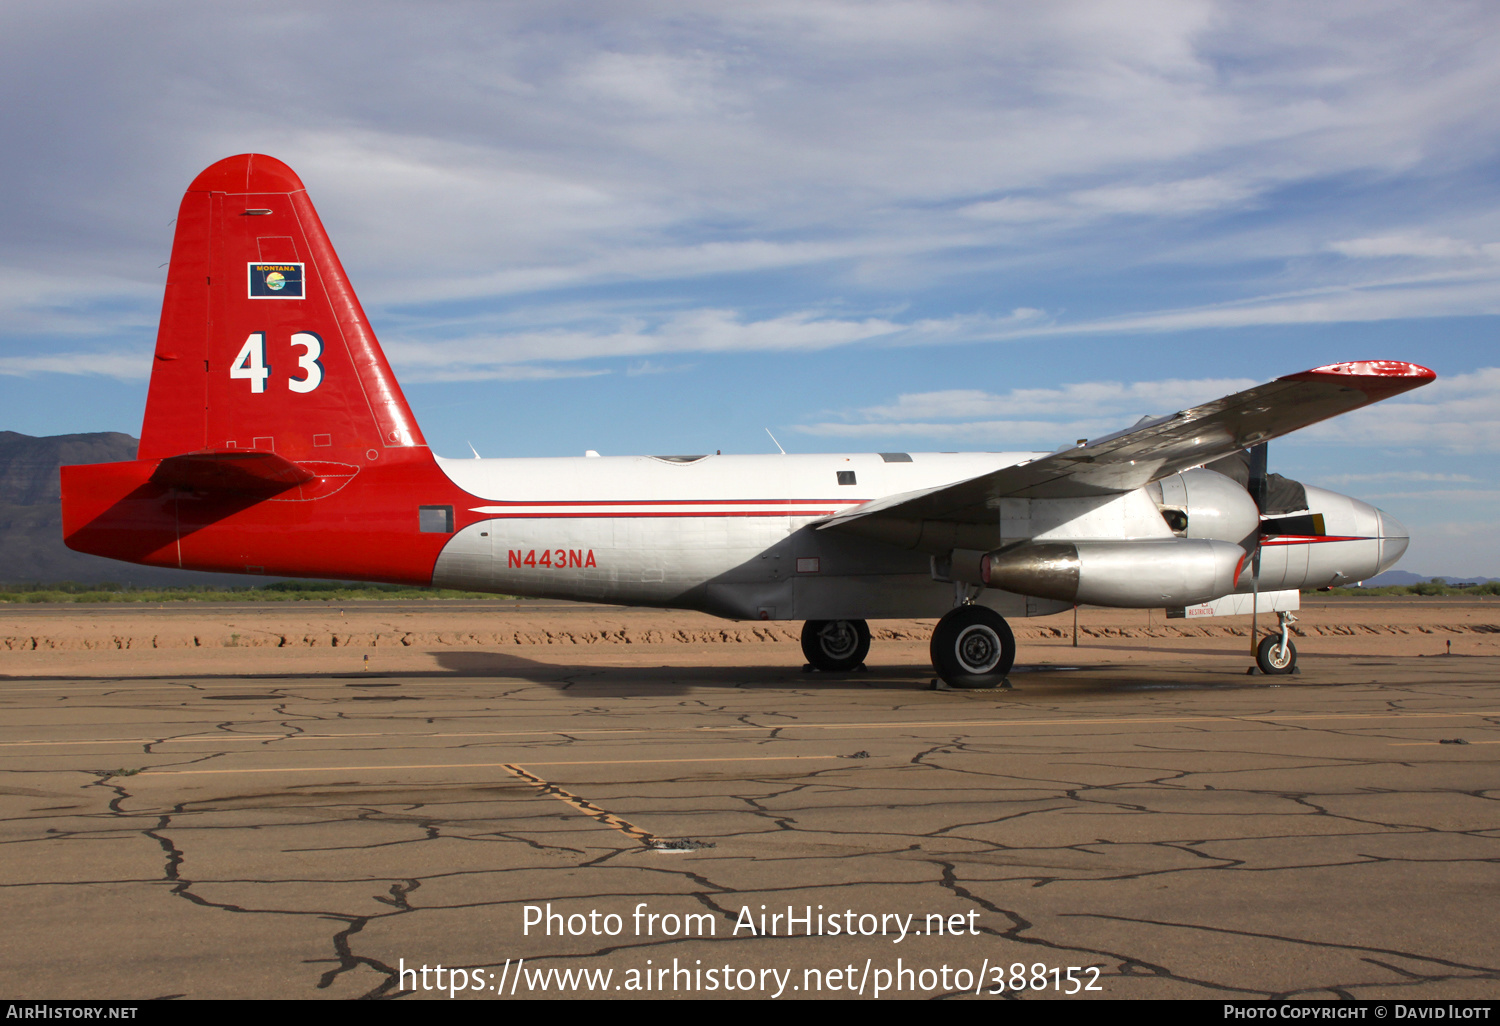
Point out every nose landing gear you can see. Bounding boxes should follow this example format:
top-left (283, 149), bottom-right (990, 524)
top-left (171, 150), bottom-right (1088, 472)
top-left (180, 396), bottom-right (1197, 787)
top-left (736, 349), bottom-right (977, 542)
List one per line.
top-left (1255, 611), bottom-right (1299, 675)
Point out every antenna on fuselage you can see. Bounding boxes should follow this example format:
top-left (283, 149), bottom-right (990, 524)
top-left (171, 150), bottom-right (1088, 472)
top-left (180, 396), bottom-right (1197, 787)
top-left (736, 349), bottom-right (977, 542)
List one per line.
top-left (765, 428), bottom-right (787, 455)
top-left (466, 442), bottom-right (481, 459)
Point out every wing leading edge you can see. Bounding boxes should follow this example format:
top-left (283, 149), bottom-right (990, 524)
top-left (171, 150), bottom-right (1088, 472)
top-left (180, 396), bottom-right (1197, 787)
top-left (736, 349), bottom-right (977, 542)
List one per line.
top-left (818, 360), bottom-right (1435, 537)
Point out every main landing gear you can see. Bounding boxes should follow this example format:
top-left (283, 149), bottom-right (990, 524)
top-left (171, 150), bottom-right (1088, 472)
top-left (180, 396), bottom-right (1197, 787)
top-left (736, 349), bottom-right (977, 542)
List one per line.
top-left (1255, 610), bottom-right (1299, 675)
top-left (930, 604), bottom-right (1016, 689)
top-left (799, 605), bottom-right (1017, 688)
top-left (801, 619), bottom-right (871, 672)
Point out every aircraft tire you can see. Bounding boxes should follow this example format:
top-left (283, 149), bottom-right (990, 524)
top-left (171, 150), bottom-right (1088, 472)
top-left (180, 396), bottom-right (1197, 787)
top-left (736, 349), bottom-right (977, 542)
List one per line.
top-left (931, 606), bottom-right (1015, 689)
top-left (1256, 635), bottom-right (1298, 675)
top-left (801, 619), bottom-right (871, 671)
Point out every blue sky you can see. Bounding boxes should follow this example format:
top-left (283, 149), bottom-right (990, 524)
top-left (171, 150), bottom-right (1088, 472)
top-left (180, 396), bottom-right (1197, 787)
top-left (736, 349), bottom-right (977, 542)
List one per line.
top-left (2, 2), bottom-right (1497, 575)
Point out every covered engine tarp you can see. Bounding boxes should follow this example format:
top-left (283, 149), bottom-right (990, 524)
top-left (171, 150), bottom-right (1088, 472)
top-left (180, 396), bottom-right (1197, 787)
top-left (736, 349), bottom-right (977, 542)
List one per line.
top-left (1203, 451), bottom-right (1308, 516)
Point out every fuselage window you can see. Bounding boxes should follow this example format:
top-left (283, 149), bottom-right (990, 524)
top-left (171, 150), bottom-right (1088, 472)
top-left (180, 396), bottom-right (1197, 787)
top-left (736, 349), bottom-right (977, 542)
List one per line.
top-left (419, 505), bottom-right (454, 533)
top-left (837, 471), bottom-right (857, 486)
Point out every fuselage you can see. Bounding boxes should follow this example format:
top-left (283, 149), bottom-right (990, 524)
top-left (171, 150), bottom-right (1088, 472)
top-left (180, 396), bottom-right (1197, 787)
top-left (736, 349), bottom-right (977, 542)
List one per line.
top-left (425, 451), bottom-right (1407, 620)
top-left (62, 443), bottom-right (1406, 620)
top-left (431, 450), bottom-right (1035, 620)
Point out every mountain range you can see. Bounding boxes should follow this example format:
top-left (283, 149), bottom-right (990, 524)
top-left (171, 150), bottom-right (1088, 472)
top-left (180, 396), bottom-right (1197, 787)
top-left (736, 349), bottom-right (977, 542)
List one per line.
top-left (0, 431), bottom-right (262, 586)
top-left (1359, 570), bottom-right (1497, 587)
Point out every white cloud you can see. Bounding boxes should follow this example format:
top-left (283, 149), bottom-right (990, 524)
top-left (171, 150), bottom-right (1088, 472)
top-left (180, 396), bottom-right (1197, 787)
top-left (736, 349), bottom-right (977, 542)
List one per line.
top-left (625, 360), bottom-right (690, 377)
top-left (6, 1), bottom-right (1500, 430)
top-left (0, 266), bottom-right (156, 337)
top-left (379, 306), bottom-right (1051, 378)
top-left (392, 364), bottom-right (611, 385)
top-left (1398, 519), bottom-right (1500, 578)
top-left (1320, 470), bottom-right (1481, 485)
top-left (966, 176), bottom-right (1259, 225)
top-left (848, 377), bottom-right (1258, 421)
top-left (794, 368), bottom-right (1500, 457)
top-left (794, 417), bottom-right (1115, 446)
top-left (944, 270), bottom-right (1500, 339)
top-left (0, 350), bottom-right (150, 381)
top-left (1299, 366), bottom-right (1500, 452)
top-left (383, 309), bottom-right (906, 370)
top-left (1361, 489), bottom-right (1500, 502)
top-left (1328, 234), bottom-right (1496, 259)
top-left (794, 374), bottom-right (1261, 445)
top-left (7, 1), bottom-right (1500, 308)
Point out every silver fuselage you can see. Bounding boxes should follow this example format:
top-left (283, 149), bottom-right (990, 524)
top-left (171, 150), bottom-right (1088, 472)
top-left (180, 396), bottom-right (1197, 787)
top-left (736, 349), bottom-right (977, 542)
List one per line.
top-left (429, 453), bottom-right (1406, 621)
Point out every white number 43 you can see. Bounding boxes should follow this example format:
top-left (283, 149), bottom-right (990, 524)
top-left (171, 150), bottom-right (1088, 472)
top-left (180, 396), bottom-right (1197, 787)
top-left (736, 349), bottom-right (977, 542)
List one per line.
top-left (231, 331), bottom-right (323, 393)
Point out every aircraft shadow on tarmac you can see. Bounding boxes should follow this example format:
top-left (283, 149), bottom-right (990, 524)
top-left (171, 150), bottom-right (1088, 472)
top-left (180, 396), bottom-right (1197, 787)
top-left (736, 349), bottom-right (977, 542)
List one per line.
top-left (5, 649), bottom-right (1359, 696)
top-left (428, 649), bottom-right (932, 692)
top-left (423, 650), bottom-right (1298, 697)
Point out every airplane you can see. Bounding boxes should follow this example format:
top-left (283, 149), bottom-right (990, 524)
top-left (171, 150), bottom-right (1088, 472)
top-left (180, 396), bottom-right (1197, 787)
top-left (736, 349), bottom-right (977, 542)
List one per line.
top-left (60, 155), bottom-right (1433, 688)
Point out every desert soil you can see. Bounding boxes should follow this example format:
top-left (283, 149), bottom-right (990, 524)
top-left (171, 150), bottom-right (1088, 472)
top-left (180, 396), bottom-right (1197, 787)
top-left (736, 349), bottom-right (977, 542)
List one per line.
top-left (1, 596), bottom-right (1494, 677)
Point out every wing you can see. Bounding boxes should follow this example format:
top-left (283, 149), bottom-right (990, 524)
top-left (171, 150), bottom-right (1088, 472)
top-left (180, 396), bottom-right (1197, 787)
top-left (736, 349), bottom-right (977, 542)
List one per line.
top-left (819, 360), bottom-right (1435, 536)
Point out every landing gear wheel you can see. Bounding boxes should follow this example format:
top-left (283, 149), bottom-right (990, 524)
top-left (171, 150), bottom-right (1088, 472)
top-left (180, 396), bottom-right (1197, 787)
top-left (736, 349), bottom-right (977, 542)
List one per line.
top-left (1256, 635), bottom-right (1297, 675)
top-left (931, 606), bottom-right (1016, 689)
top-left (800, 619), bottom-right (871, 671)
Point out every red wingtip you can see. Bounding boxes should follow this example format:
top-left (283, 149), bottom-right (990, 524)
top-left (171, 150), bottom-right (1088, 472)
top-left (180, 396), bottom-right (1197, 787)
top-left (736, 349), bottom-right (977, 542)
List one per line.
top-left (187, 153), bottom-right (306, 195)
top-left (1278, 360), bottom-right (1436, 402)
top-left (1289, 360), bottom-right (1436, 380)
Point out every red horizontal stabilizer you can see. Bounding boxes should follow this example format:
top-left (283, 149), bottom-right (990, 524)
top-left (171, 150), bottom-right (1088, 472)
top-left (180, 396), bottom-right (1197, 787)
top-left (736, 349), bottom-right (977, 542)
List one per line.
top-left (150, 450), bottom-right (317, 497)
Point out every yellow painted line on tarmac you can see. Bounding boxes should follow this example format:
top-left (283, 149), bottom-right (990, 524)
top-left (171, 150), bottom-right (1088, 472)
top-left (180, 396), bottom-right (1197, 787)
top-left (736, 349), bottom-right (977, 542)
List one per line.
top-left (501, 763), bottom-right (656, 845)
top-left (695, 711), bottom-right (1500, 732)
top-left (0, 679), bottom-right (550, 694)
top-left (0, 735), bottom-right (285, 747)
top-left (133, 754), bottom-right (839, 777)
top-left (0, 729), bottom-right (665, 748)
top-left (1389, 740), bottom-right (1500, 746)
top-left (5, 710), bottom-right (1499, 750)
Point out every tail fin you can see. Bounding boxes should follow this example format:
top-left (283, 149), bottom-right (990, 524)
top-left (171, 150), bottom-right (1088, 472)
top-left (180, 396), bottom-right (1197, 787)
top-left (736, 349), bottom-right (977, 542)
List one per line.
top-left (140, 154), bottom-right (426, 465)
top-left (63, 155), bottom-right (457, 584)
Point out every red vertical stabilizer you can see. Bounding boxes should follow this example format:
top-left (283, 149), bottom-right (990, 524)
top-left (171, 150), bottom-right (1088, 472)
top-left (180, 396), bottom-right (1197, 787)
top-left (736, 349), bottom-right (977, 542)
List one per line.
top-left (62, 155), bottom-right (471, 584)
top-left (140, 153), bottom-right (426, 464)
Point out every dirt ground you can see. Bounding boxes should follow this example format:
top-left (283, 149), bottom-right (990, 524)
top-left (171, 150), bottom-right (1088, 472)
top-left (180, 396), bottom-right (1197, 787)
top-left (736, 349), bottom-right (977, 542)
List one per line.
top-left (1, 595), bottom-right (1494, 677)
top-left (3, 595), bottom-right (1498, 999)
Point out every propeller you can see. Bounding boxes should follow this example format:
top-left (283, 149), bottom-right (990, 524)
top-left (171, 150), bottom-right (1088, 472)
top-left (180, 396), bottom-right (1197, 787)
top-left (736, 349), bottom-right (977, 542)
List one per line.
top-left (1245, 442), bottom-right (1268, 662)
top-left (1205, 442), bottom-right (1304, 671)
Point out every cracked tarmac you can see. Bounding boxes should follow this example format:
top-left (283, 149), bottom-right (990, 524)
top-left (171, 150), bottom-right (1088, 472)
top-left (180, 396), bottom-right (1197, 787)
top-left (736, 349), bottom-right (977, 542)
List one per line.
top-left (1, 605), bottom-right (1498, 1000)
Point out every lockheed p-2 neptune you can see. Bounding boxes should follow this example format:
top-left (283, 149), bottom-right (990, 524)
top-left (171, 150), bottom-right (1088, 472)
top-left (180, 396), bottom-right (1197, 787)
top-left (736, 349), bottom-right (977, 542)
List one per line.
top-left (60, 155), bottom-right (1431, 686)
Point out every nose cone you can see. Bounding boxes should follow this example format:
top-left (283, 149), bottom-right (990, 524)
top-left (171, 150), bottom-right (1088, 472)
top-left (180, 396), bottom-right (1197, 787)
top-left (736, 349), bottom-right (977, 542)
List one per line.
top-left (1377, 509), bottom-right (1409, 573)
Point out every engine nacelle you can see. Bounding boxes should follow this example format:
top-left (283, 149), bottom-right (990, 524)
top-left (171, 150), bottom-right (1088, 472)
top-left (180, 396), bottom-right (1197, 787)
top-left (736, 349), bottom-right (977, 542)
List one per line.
top-left (981, 538), bottom-right (1247, 607)
top-left (1246, 484), bottom-right (1407, 590)
top-left (1146, 468), bottom-right (1261, 545)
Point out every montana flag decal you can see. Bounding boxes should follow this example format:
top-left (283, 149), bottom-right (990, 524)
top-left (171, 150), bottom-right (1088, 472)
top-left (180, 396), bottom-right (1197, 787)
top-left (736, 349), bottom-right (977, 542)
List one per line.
top-left (248, 262), bottom-right (304, 298)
